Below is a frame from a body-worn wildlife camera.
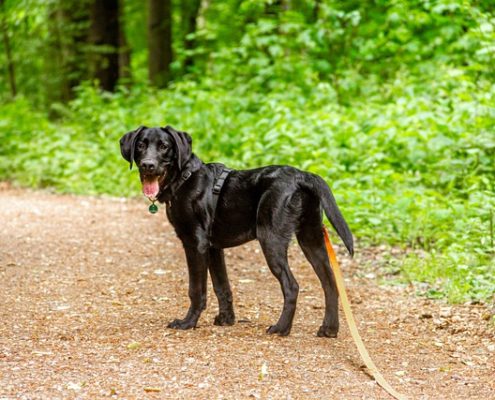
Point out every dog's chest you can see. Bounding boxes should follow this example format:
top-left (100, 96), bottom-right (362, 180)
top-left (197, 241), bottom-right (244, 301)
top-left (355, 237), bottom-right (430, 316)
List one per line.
top-left (166, 199), bottom-right (208, 237)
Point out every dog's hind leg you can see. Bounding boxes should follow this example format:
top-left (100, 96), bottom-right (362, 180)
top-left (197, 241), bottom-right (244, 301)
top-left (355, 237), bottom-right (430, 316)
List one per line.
top-left (257, 190), bottom-right (300, 336)
top-left (258, 237), bottom-right (299, 336)
top-left (296, 220), bottom-right (339, 338)
top-left (209, 248), bottom-right (235, 326)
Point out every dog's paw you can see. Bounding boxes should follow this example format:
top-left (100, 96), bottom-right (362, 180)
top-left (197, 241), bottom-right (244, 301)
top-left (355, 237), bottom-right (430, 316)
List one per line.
top-left (317, 325), bottom-right (338, 338)
top-left (167, 318), bottom-right (196, 330)
top-left (266, 324), bottom-right (291, 336)
top-left (214, 312), bottom-right (235, 326)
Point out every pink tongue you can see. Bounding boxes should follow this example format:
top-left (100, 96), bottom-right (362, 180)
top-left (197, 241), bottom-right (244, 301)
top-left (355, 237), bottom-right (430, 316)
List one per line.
top-left (142, 179), bottom-right (159, 199)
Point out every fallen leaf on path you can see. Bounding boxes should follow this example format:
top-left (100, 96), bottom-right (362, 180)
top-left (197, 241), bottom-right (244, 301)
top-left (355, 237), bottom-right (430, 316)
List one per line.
top-left (127, 341), bottom-right (141, 350)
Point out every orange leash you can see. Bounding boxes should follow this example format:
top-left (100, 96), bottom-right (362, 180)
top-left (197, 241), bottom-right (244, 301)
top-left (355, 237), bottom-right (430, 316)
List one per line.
top-left (322, 227), bottom-right (408, 400)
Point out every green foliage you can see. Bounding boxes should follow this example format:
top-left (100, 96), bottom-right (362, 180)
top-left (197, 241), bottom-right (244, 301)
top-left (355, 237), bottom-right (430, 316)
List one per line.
top-left (0, 0), bottom-right (494, 303)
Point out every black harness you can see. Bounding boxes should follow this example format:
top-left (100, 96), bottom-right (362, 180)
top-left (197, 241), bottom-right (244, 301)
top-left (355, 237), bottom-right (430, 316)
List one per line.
top-left (211, 166), bottom-right (232, 217)
top-left (161, 163), bottom-right (232, 245)
top-left (208, 166), bottom-right (232, 244)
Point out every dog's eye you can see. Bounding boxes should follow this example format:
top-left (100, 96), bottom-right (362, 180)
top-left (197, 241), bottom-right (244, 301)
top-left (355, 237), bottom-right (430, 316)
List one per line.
top-left (159, 143), bottom-right (169, 151)
top-left (137, 142), bottom-right (146, 151)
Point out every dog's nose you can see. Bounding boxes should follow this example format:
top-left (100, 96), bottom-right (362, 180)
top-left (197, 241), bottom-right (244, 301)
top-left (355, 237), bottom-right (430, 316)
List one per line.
top-left (141, 161), bottom-right (156, 172)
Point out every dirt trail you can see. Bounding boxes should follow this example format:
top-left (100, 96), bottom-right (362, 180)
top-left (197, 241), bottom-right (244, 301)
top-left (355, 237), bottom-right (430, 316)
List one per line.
top-left (0, 186), bottom-right (493, 399)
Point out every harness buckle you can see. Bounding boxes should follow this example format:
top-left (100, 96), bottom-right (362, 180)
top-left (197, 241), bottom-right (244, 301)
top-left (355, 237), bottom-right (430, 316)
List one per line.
top-left (212, 168), bottom-right (231, 194)
top-left (212, 183), bottom-right (222, 194)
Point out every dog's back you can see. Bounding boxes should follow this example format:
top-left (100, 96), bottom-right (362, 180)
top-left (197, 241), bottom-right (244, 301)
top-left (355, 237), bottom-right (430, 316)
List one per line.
top-left (212, 165), bottom-right (353, 255)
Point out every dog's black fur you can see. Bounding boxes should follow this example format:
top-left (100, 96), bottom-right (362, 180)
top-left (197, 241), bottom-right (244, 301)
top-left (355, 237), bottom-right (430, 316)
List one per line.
top-left (120, 126), bottom-right (353, 337)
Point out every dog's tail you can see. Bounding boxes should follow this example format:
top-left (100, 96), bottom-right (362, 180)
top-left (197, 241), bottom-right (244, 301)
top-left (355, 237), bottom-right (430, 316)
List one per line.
top-left (302, 174), bottom-right (354, 256)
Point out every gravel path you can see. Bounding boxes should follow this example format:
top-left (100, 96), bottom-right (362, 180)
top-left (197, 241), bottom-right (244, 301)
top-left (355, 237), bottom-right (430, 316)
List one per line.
top-left (0, 186), bottom-right (494, 399)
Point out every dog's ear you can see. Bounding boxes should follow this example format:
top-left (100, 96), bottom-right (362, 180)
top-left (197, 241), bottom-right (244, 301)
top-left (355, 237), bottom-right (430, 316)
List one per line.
top-left (120, 126), bottom-right (146, 170)
top-left (162, 126), bottom-right (192, 170)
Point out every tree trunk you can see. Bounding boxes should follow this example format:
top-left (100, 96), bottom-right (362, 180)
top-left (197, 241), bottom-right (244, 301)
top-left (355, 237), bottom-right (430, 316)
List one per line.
top-left (182, 0), bottom-right (201, 72)
top-left (46, 7), bottom-right (67, 104)
top-left (88, 0), bottom-right (120, 92)
top-left (118, 0), bottom-right (131, 83)
top-left (43, 1), bottom-right (90, 111)
top-left (60, 1), bottom-right (90, 98)
top-left (0, 0), bottom-right (16, 97)
top-left (311, 0), bottom-right (321, 23)
top-left (148, 0), bottom-right (173, 87)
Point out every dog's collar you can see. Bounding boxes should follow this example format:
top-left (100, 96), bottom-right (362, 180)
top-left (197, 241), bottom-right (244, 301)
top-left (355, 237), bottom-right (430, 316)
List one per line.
top-left (168, 169), bottom-right (194, 199)
top-left (158, 158), bottom-right (201, 205)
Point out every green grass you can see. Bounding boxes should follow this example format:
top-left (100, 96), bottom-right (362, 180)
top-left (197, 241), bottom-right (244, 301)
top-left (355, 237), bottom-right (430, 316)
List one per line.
top-left (0, 69), bottom-right (494, 303)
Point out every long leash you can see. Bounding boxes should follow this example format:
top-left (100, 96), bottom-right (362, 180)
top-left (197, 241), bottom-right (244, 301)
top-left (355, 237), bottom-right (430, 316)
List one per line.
top-left (322, 227), bottom-right (409, 400)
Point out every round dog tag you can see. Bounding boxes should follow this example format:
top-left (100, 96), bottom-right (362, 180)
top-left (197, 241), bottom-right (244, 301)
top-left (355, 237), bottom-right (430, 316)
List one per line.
top-left (149, 203), bottom-right (158, 214)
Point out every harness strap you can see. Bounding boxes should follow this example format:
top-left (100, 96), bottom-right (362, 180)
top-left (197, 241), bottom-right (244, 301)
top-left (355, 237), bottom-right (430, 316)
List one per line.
top-left (209, 166), bottom-right (232, 244)
top-left (322, 227), bottom-right (408, 400)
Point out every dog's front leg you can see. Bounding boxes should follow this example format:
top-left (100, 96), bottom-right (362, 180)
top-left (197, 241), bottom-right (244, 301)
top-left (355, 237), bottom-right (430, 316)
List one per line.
top-left (168, 245), bottom-right (208, 330)
top-left (209, 248), bottom-right (235, 326)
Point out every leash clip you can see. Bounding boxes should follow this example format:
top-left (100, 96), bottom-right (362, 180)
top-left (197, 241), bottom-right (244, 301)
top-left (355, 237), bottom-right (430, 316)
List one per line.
top-left (181, 170), bottom-right (192, 181)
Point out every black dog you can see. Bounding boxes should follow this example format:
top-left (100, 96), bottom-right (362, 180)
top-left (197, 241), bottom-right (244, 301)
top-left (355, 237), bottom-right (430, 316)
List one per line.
top-left (120, 126), bottom-right (353, 337)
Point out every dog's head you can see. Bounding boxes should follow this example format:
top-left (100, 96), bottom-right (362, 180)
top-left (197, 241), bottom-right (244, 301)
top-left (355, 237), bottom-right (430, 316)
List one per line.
top-left (120, 126), bottom-right (192, 199)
